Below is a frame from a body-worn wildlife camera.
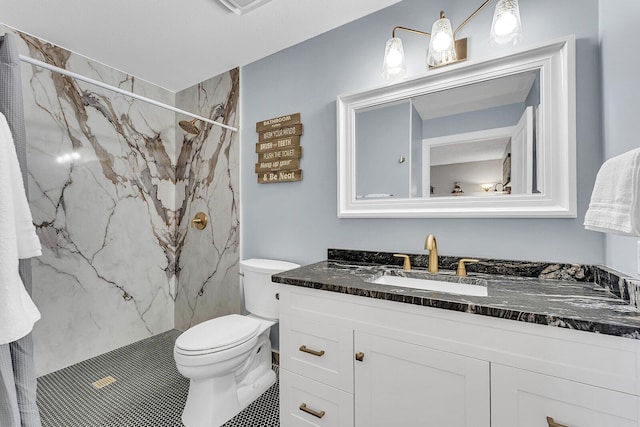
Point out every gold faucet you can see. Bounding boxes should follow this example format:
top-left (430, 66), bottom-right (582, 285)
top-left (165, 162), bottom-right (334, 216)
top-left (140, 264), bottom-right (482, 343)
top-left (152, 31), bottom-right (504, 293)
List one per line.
top-left (424, 234), bottom-right (438, 273)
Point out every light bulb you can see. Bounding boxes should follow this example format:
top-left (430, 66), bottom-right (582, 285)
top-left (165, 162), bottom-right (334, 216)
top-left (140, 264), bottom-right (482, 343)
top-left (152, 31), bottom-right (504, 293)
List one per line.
top-left (382, 37), bottom-right (407, 80)
top-left (427, 17), bottom-right (457, 67)
top-left (431, 31), bottom-right (452, 53)
top-left (490, 0), bottom-right (522, 46)
top-left (386, 48), bottom-right (403, 68)
top-left (494, 12), bottom-right (517, 36)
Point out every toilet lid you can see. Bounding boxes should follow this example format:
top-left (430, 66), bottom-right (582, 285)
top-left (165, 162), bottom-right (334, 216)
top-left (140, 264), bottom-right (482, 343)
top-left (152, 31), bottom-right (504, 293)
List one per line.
top-left (175, 314), bottom-right (261, 353)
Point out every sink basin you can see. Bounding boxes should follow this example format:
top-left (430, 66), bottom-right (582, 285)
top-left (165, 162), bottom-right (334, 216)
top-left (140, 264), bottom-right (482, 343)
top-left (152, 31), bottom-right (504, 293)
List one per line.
top-left (370, 274), bottom-right (488, 297)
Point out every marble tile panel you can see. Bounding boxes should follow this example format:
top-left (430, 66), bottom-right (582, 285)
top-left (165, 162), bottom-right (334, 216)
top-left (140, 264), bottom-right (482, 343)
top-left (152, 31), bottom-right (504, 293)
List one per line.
top-left (5, 27), bottom-right (178, 375)
top-left (174, 69), bottom-right (241, 330)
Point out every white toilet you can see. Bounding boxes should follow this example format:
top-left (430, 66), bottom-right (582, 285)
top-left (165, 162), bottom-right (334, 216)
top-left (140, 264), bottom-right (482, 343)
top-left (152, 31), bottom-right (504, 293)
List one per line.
top-left (174, 258), bottom-right (300, 427)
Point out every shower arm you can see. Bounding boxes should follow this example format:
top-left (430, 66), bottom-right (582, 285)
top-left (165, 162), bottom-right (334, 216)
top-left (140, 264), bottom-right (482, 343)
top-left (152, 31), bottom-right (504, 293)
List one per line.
top-left (19, 54), bottom-right (238, 133)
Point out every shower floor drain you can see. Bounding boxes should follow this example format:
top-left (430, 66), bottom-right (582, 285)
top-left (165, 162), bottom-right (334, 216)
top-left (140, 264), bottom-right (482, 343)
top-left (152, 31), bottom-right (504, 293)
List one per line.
top-left (92, 376), bottom-right (117, 389)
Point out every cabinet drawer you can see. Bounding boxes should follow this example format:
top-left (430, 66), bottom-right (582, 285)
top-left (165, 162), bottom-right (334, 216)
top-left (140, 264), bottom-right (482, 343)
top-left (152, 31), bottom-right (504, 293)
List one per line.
top-left (492, 364), bottom-right (640, 427)
top-left (280, 369), bottom-right (354, 427)
top-left (280, 314), bottom-right (353, 392)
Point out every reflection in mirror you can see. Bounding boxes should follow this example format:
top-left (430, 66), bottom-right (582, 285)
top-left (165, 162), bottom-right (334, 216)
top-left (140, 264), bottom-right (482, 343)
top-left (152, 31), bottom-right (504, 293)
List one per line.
top-left (419, 69), bottom-right (540, 197)
top-left (355, 100), bottom-right (411, 199)
top-left (354, 69), bottom-right (540, 199)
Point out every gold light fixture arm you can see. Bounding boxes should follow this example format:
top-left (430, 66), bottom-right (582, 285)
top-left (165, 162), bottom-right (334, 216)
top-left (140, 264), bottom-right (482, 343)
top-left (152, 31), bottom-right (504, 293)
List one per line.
top-left (454, 0), bottom-right (493, 38)
top-left (392, 26), bottom-right (431, 38)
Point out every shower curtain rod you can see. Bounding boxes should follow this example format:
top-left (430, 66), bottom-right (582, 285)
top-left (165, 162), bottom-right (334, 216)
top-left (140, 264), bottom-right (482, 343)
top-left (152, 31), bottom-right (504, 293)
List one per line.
top-left (19, 55), bottom-right (238, 132)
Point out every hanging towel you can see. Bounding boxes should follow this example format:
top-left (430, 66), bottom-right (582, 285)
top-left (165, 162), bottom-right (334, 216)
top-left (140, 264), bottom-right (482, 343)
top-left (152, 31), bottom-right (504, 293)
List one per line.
top-left (0, 112), bottom-right (41, 345)
top-left (584, 148), bottom-right (640, 236)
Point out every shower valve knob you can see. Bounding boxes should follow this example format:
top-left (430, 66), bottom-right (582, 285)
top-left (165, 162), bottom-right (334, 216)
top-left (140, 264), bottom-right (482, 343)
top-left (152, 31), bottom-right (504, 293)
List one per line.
top-left (191, 212), bottom-right (208, 230)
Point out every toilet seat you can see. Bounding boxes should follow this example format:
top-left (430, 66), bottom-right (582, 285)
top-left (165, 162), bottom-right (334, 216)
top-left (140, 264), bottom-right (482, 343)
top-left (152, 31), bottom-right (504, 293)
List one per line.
top-left (175, 314), bottom-right (260, 356)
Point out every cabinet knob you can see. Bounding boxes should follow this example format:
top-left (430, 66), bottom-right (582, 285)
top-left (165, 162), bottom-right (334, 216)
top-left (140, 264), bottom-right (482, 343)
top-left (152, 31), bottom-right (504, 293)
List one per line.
top-left (355, 352), bottom-right (365, 362)
top-left (299, 345), bottom-right (325, 357)
top-left (299, 403), bottom-right (325, 419)
top-left (547, 416), bottom-right (568, 427)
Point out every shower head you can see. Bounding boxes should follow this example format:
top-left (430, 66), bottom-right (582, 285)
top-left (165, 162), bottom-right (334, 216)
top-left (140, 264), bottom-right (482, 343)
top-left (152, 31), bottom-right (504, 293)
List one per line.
top-left (179, 119), bottom-right (201, 135)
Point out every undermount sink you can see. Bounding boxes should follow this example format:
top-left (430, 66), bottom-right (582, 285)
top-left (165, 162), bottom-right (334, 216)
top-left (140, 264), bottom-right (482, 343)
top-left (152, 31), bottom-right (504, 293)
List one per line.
top-left (370, 274), bottom-right (488, 297)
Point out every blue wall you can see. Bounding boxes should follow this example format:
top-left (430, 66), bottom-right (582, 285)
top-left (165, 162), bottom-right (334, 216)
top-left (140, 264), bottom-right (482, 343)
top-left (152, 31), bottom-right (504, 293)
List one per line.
top-left (240, 0), bottom-right (603, 266)
top-left (356, 101), bottom-right (410, 198)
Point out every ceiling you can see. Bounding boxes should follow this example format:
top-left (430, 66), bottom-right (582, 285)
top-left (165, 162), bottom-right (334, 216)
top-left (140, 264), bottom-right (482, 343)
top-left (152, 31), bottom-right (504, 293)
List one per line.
top-left (1, 0), bottom-right (402, 92)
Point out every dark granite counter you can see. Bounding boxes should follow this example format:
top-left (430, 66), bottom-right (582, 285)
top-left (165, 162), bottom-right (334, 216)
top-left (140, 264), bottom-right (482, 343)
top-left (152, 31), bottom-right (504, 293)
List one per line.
top-left (272, 250), bottom-right (640, 340)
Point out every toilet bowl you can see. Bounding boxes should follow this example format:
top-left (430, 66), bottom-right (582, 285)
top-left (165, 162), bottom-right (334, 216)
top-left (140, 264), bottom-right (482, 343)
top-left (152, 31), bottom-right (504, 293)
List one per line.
top-left (174, 258), bottom-right (300, 427)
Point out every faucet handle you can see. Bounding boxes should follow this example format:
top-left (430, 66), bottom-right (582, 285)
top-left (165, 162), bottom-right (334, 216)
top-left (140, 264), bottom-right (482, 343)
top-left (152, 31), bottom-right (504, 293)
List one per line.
top-left (393, 254), bottom-right (411, 271)
top-left (456, 258), bottom-right (479, 276)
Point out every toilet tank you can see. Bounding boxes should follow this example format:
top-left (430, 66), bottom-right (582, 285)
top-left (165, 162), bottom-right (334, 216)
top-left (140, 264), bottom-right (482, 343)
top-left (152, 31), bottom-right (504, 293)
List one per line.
top-left (240, 258), bottom-right (300, 320)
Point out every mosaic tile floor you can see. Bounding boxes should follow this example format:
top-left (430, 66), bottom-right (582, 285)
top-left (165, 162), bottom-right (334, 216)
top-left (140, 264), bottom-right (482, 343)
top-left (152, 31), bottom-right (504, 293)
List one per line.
top-left (36, 330), bottom-right (279, 426)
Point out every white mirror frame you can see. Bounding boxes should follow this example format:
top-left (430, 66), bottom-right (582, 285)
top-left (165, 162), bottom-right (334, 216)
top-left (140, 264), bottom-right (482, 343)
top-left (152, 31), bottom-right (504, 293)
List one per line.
top-left (337, 36), bottom-right (576, 218)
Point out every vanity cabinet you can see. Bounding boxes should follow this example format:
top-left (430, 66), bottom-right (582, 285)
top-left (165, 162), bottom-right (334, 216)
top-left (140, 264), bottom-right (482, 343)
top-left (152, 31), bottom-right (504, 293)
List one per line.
top-left (279, 285), bottom-right (640, 427)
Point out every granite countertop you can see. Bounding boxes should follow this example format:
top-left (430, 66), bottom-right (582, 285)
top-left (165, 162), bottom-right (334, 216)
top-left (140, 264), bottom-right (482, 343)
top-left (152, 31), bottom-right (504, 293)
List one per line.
top-left (272, 252), bottom-right (640, 340)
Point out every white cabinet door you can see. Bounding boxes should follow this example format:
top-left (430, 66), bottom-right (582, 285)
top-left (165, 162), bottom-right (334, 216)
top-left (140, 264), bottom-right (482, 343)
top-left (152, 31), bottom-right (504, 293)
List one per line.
top-left (492, 364), bottom-right (640, 427)
top-left (354, 332), bottom-right (490, 427)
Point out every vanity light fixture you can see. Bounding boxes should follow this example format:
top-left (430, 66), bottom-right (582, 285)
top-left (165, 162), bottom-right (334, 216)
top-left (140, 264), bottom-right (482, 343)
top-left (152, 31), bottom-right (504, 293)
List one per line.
top-left (381, 0), bottom-right (522, 80)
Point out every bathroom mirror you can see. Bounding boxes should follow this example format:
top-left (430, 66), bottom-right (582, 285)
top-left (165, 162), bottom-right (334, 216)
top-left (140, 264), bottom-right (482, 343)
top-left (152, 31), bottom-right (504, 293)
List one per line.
top-left (337, 37), bottom-right (576, 218)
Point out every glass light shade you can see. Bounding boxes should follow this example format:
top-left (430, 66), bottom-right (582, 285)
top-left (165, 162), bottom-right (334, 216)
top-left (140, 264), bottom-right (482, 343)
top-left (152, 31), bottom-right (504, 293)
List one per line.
top-left (427, 17), bottom-right (457, 67)
top-left (490, 0), bottom-right (522, 46)
top-left (382, 37), bottom-right (407, 80)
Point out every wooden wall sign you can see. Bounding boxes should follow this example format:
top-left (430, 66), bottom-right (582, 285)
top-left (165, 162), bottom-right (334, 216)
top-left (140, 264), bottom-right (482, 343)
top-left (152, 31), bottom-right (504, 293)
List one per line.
top-left (258, 169), bottom-right (302, 183)
top-left (256, 113), bottom-right (301, 132)
top-left (255, 158), bottom-right (300, 173)
top-left (256, 113), bottom-right (303, 184)
top-left (258, 124), bottom-right (303, 142)
top-left (256, 135), bottom-right (300, 153)
top-left (258, 146), bottom-right (302, 162)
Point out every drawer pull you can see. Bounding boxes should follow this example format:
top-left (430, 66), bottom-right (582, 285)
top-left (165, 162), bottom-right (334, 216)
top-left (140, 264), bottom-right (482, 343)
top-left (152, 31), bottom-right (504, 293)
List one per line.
top-left (547, 416), bottom-right (568, 427)
top-left (299, 403), bottom-right (325, 419)
top-left (355, 352), bottom-right (365, 362)
top-left (299, 345), bottom-right (325, 357)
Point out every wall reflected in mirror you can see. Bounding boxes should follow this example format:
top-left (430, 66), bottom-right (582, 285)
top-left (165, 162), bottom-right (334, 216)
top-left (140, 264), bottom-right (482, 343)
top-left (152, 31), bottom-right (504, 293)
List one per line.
top-left (354, 68), bottom-right (541, 200)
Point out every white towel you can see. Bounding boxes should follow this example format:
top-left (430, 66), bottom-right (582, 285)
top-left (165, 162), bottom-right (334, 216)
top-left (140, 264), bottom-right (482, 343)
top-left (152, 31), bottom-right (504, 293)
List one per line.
top-left (584, 148), bottom-right (640, 236)
top-left (0, 112), bottom-right (42, 345)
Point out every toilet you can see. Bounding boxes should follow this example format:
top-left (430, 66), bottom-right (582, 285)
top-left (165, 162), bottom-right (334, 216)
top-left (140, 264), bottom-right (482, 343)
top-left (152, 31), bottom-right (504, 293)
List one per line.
top-left (174, 258), bottom-right (300, 427)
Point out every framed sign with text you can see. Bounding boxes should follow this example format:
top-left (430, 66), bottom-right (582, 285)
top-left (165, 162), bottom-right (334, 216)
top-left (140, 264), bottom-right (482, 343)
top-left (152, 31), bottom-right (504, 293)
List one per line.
top-left (256, 113), bottom-right (303, 183)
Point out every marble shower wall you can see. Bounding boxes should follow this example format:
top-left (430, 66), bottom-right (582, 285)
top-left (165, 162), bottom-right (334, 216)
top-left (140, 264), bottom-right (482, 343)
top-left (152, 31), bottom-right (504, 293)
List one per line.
top-left (3, 26), bottom-right (240, 375)
top-left (4, 26), bottom-right (178, 375)
top-left (174, 70), bottom-right (241, 330)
